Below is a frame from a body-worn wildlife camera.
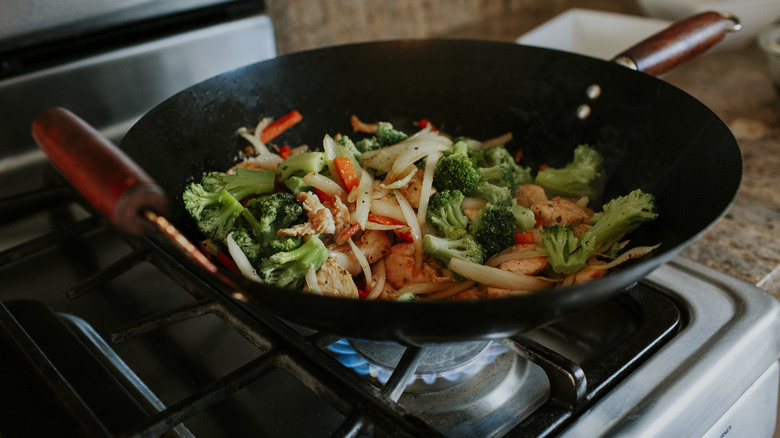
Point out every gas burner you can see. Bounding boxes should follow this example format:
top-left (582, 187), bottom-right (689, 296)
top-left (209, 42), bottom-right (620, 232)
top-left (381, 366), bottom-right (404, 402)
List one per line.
top-left (328, 339), bottom-right (509, 390)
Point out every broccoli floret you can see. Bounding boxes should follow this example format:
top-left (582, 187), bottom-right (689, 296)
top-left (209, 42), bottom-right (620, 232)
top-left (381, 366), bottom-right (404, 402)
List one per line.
top-left (469, 181), bottom-right (512, 205)
top-left (242, 192), bottom-right (305, 256)
top-left (423, 230), bottom-right (486, 267)
top-left (200, 167), bottom-right (275, 201)
top-left (426, 190), bottom-right (468, 235)
top-left (259, 235), bottom-right (329, 288)
top-left (468, 203), bottom-right (516, 258)
top-left (469, 144), bottom-right (533, 189)
top-left (337, 135), bottom-right (362, 161)
top-left (356, 137), bottom-right (382, 153)
top-left (268, 235), bottom-right (304, 253)
top-left (375, 121), bottom-right (408, 146)
top-left (276, 151), bottom-right (326, 184)
top-left (230, 227), bottom-right (263, 264)
top-left (433, 142), bottom-right (480, 193)
top-left (478, 162), bottom-right (515, 188)
top-left (183, 185), bottom-right (244, 243)
top-left (541, 225), bottom-right (596, 274)
top-left (535, 144), bottom-right (604, 200)
top-left (510, 200), bottom-right (536, 232)
top-left (584, 189), bottom-right (658, 254)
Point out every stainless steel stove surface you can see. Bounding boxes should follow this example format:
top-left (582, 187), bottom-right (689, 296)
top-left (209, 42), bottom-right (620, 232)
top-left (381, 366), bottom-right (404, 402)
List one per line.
top-left (2, 3), bottom-right (779, 436)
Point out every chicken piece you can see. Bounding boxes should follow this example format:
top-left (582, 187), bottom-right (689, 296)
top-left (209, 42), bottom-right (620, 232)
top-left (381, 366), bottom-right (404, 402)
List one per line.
top-left (485, 287), bottom-right (531, 298)
top-left (384, 242), bottom-right (444, 289)
top-left (325, 196), bottom-right (351, 243)
top-left (497, 244), bottom-right (548, 276)
top-left (396, 169), bottom-right (426, 209)
top-left (328, 230), bottom-right (393, 275)
top-left (515, 184), bottom-right (548, 208)
top-left (313, 256), bottom-right (359, 298)
top-left (278, 192), bottom-right (336, 237)
top-left (532, 196), bottom-right (592, 228)
top-left (572, 222), bottom-right (592, 237)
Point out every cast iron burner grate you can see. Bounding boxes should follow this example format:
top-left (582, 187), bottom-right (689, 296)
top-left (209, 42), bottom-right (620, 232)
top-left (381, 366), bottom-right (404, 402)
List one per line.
top-left (0, 180), bottom-right (682, 437)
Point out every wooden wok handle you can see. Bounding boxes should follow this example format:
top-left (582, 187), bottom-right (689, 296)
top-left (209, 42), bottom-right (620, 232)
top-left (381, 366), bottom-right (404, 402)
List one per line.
top-left (31, 107), bottom-right (168, 235)
top-left (612, 11), bottom-right (741, 76)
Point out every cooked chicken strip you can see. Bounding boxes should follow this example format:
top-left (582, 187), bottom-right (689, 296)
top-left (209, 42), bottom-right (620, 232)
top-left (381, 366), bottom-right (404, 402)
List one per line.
top-left (278, 191), bottom-right (336, 237)
top-left (312, 256), bottom-right (359, 298)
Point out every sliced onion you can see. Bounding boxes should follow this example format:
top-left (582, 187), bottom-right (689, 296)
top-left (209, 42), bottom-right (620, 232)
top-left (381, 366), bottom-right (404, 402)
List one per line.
top-left (328, 250), bottom-right (361, 276)
top-left (351, 170), bottom-right (374, 228)
top-left (448, 258), bottom-right (556, 291)
top-left (347, 236), bottom-right (372, 285)
top-left (303, 172), bottom-right (347, 199)
top-left (305, 265), bottom-right (320, 293)
top-left (479, 132), bottom-right (513, 149)
top-left (416, 150), bottom-right (441, 226)
top-left (425, 280), bottom-right (477, 300)
top-left (380, 165), bottom-right (417, 189)
top-left (576, 196), bottom-right (590, 209)
top-left (253, 117), bottom-right (273, 138)
top-left (370, 197), bottom-right (406, 222)
top-left (366, 259), bottom-right (386, 300)
top-left (486, 249), bottom-right (548, 267)
top-left (225, 232), bottom-right (262, 283)
top-left (364, 222), bottom-right (405, 231)
top-left (395, 279), bottom-right (457, 296)
top-left (395, 190), bottom-right (423, 270)
top-left (237, 118), bottom-right (273, 155)
top-left (589, 243), bottom-right (661, 270)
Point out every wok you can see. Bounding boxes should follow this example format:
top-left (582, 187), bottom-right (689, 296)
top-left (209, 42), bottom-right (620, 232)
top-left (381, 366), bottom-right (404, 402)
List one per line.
top-left (32, 12), bottom-right (742, 345)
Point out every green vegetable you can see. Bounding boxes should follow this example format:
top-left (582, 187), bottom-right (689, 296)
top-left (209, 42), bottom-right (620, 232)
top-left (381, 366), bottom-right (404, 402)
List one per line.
top-left (200, 167), bottom-right (276, 201)
top-left (242, 192), bottom-right (305, 257)
top-left (510, 201), bottom-right (536, 232)
top-left (230, 227), bottom-right (263, 265)
top-left (468, 203), bottom-right (516, 258)
top-left (182, 185), bottom-right (244, 243)
top-left (396, 292), bottom-right (418, 302)
top-left (426, 189), bottom-right (469, 235)
top-left (469, 144), bottom-right (533, 189)
top-left (433, 141), bottom-right (480, 193)
top-left (276, 151), bottom-right (326, 184)
top-left (259, 235), bottom-right (329, 288)
top-left (586, 189), bottom-right (658, 255)
top-left (535, 144), bottom-right (604, 200)
top-left (375, 121), bottom-right (408, 146)
top-left (423, 228), bottom-right (486, 267)
top-left (468, 181), bottom-right (512, 206)
top-left (541, 224), bottom-right (596, 274)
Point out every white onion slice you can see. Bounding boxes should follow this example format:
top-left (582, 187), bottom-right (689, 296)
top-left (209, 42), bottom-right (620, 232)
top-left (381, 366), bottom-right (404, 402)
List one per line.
top-left (366, 259), bottom-right (386, 300)
top-left (370, 197), bottom-right (406, 222)
top-left (394, 280), bottom-right (457, 296)
top-left (448, 258), bottom-right (556, 291)
top-left (347, 236), bottom-right (372, 286)
top-left (486, 249), bottom-right (548, 267)
top-left (589, 244), bottom-right (661, 270)
top-left (425, 280), bottom-right (477, 299)
top-left (395, 190), bottom-right (423, 270)
top-left (416, 150), bottom-right (441, 226)
top-left (351, 170), bottom-right (374, 228)
top-left (365, 222), bottom-right (405, 231)
top-left (303, 172), bottom-right (347, 199)
top-left (479, 132), bottom-right (513, 149)
top-left (305, 265), bottom-right (320, 293)
top-left (225, 232), bottom-right (262, 283)
top-left (380, 165), bottom-right (417, 189)
top-left (328, 250), bottom-right (361, 276)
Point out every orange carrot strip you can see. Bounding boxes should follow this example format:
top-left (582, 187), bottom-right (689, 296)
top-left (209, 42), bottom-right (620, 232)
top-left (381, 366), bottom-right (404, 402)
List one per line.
top-left (279, 145), bottom-right (293, 159)
top-left (514, 232), bottom-right (534, 245)
top-left (260, 110), bottom-right (302, 143)
top-left (333, 157), bottom-right (360, 192)
top-left (368, 214), bottom-right (404, 226)
top-left (340, 223), bottom-right (361, 241)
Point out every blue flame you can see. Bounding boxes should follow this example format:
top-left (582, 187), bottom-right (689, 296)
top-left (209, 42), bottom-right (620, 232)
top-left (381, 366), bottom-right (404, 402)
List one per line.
top-left (327, 339), bottom-right (508, 385)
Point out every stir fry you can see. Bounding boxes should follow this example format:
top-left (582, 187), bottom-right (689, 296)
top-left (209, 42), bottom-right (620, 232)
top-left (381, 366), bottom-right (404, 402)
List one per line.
top-left (183, 111), bottom-right (660, 301)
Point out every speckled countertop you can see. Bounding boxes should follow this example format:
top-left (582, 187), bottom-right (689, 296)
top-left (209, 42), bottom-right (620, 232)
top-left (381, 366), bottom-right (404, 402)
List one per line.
top-left (438, 4), bottom-right (780, 300)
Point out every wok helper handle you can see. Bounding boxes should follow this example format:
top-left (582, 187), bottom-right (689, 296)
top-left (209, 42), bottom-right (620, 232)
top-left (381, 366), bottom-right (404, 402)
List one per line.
top-left (613, 11), bottom-right (741, 76)
top-left (32, 107), bottom-right (168, 235)
top-left (31, 107), bottom-right (225, 282)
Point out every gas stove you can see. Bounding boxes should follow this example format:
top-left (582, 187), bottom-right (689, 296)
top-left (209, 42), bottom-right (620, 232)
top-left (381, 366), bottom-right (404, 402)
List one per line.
top-left (1, 3), bottom-right (779, 436)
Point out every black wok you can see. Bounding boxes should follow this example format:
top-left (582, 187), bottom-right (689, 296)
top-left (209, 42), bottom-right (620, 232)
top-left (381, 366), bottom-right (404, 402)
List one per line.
top-left (33, 13), bottom-right (742, 345)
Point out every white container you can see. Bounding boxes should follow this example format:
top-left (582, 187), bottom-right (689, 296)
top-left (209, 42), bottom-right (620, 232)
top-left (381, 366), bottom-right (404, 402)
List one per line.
top-left (638, 0), bottom-right (780, 48)
top-left (516, 8), bottom-right (671, 60)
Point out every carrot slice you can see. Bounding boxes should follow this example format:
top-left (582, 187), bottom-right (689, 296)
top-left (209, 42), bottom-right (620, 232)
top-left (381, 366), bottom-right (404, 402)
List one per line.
top-left (279, 145), bottom-right (293, 159)
top-left (514, 232), bottom-right (534, 245)
top-left (340, 223), bottom-right (361, 241)
top-left (333, 157), bottom-right (360, 192)
top-left (260, 110), bottom-right (302, 143)
top-left (368, 214), bottom-right (404, 226)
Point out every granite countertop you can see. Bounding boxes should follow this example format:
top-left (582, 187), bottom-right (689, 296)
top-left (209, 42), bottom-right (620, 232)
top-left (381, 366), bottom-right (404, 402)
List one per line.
top-left (438, 4), bottom-right (780, 300)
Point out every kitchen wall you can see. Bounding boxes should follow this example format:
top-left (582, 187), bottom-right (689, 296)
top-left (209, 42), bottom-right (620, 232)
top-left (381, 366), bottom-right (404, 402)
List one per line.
top-left (266, 0), bottom-right (638, 55)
